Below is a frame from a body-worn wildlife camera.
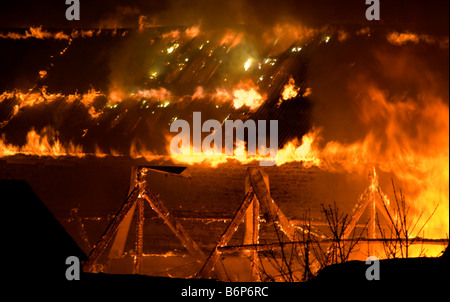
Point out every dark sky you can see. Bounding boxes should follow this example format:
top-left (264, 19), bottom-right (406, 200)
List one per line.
top-left (0, 0), bottom-right (448, 34)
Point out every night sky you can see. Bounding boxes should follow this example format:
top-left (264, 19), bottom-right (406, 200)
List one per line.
top-left (0, 0), bottom-right (448, 34)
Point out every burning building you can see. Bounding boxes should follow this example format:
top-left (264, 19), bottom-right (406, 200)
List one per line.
top-left (0, 0), bottom-right (448, 283)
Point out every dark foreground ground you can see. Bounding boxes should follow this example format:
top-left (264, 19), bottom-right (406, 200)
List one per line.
top-left (1, 179), bottom-right (448, 300)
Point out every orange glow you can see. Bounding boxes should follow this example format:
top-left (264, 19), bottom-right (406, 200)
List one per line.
top-left (279, 77), bottom-right (300, 105)
top-left (185, 25), bottom-right (200, 38)
top-left (220, 29), bottom-right (243, 50)
top-left (0, 89), bottom-right (105, 120)
top-left (164, 135), bottom-right (276, 168)
top-left (231, 80), bottom-right (265, 110)
top-left (386, 32), bottom-right (420, 45)
top-left (161, 82), bottom-right (449, 243)
top-left (39, 70), bottom-right (47, 79)
top-left (0, 128), bottom-right (84, 158)
top-left (262, 23), bottom-right (320, 55)
top-left (275, 130), bottom-right (321, 168)
top-left (386, 31), bottom-right (449, 48)
top-left (0, 24), bottom-right (447, 254)
top-left (0, 26), bottom-right (70, 40)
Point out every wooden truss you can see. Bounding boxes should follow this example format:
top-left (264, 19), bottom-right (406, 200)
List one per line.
top-left (82, 167), bottom-right (208, 275)
top-left (344, 168), bottom-right (393, 240)
top-left (196, 167), bottom-right (298, 280)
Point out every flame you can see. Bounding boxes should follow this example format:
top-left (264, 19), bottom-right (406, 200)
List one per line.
top-left (164, 135), bottom-right (278, 168)
top-left (262, 23), bottom-right (321, 55)
top-left (0, 27), bottom-right (102, 41)
top-left (0, 128), bottom-right (84, 158)
top-left (0, 23), bottom-right (447, 249)
top-left (387, 32), bottom-right (420, 45)
top-left (162, 30), bottom-right (181, 40)
top-left (0, 26), bottom-right (70, 40)
top-left (243, 58), bottom-right (253, 71)
top-left (232, 87), bottom-right (263, 110)
top-left (279, 77), bottom-right (300, 104)
top-left (0, 88), bottom-right (105, 121)
top-left (220, 29), bottom-right (243, 50)
top-left (162, 82), bottom-right (448, 241)
top-left (231, 80), bottom-right (265, 110)
top-left (135, 88), bottom-right (172, 101)
top-left (356, 27), bottom-right (371, 37)
top-left (39, 70), bottom-right (48, 79)
top-left (196, 81), bottom-right (265, 110)
top-left (275, 85), bottom-right (449, 241)
top-left (185, 25), bottom-right (200, 38)
top-left (275, 130), bottom-right (321, 167)
top-left (387, 31), bottom-right (449, 48)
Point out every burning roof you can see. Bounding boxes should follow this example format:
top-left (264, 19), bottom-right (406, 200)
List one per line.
top-left (0, 22), bottom-right (448, 242)
top-left (0, 25), bottom-right (319, 158)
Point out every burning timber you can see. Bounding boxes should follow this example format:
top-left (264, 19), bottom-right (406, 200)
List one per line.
top-left (0, 22), bottom-right (448, 282)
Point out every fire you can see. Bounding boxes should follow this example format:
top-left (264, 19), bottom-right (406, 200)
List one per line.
top-left (163, 80), bottom-right (448, 242)
top-left (243, 58), bottom-right (253, 71)
top-left (185, 25), bottom-right (200, 38)
top-left (194, 81), bottom-right (265, 110)
top-left (135, 88), bottom-right (173, 102)
top-left (231, 80), bottom-right (265, 110)
top-left (386, 32), bottom-right (420, 45)
top-left (161, 27), bottom-right (199, 41)
top-left (0, 26), bottom-right (70, 40)
top-left (275, 85), bottom-right (448, 241)
top-left (0, 23), bottom-right (447, 253)
top-left (165, 135), bottom-right (275, 168)
top-left (1, 88), bottom-right (105, 120)
top-left (232, 87), bottom-right (263, 110)
top-left (159, 128), bottom-right (321, 169)
top-left (78, 89), bottom-right (105, 118)
top-left (0, 128), bottom-right (84, 158)
top-left (129, 142), bottom-right (162, 162)
top-left (220, 29), bottom-right (243, 50)
top-left (275, 130), bottom-right (321, 168)
top-left (262, 23), bottom-right (321, 55)
top-left (279, 77), bottom-right (300, 104)
top-left (39, 70), bottom-right (48, 79)
top-left (0, 27), bottom-right (102, 41)
top-left (386, 31), bottom-right (449, 48)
